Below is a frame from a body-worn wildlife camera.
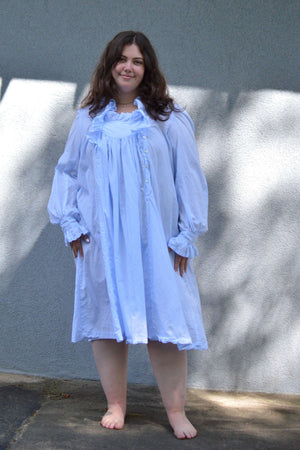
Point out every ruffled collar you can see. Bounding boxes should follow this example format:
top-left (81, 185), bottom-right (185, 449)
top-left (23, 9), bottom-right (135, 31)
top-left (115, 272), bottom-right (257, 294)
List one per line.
top-left (87, 97), bottom-right (151, 141)
top-left (96, 97), bottom-right (148, 122)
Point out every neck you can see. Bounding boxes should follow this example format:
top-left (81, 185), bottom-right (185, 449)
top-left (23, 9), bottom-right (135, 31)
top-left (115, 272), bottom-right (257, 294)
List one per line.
top-left (117, 100), bottom-right (135, 106)
top-left (115, 93), bottom-right (137, 105)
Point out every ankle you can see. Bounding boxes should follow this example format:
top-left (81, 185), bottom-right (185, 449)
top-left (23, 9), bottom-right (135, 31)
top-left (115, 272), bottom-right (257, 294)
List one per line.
top-left (107, 402), bottom-right (126, 415)
top-left (167, 408), bottom-right (185, 415)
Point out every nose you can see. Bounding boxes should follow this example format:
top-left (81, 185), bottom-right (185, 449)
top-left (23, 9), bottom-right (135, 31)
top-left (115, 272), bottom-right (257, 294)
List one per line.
top-left (123, 60), bottom-right (133, 72)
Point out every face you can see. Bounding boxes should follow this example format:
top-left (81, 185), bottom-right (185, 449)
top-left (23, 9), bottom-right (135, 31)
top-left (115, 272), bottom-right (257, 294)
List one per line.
top-left (111, 44), bottom-right (145, 96)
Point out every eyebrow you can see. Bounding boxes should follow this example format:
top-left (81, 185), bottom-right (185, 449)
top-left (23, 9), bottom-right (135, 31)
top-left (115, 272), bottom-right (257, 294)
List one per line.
top-left (120, 55), bottom-right (144, 60)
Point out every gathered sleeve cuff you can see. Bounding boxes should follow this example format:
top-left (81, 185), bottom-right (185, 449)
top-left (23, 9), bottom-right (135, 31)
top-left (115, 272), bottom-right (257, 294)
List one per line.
top-left (60, 218), bottom-right (90, 246)
top-left (168, 230), bottom-right (199, 258)
top-left (166, 108), bottom-right (208, 258)
top-left (47, 109), bottom-right (91, 246)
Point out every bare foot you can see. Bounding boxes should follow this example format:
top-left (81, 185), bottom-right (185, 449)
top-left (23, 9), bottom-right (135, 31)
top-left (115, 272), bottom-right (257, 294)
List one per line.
top-left (100, 405), bottom-right (125, 430)
top-left (167, 411), bottom-right (197, 439)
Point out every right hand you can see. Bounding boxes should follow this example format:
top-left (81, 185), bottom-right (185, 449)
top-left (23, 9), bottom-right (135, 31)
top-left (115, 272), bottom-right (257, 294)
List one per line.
top-left (70, 234), bottom-right (90, 258)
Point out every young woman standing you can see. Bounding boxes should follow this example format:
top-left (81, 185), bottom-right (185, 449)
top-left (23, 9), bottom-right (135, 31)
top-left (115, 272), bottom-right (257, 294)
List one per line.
top-left (48, 31), bottom-right (208, 439)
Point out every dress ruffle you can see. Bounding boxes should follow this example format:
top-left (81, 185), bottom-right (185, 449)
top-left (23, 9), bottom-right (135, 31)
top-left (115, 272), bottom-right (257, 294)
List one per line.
top-left (61, 219), bottom-right (89, 246)
top-left (168, 230), bottom-right (199, 258)
top-left (87, 99), bottom-right (150, 142)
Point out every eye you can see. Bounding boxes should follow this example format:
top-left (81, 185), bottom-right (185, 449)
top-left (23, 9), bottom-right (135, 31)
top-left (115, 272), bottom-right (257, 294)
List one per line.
top-left (134, 60), bottom-right (143, 66)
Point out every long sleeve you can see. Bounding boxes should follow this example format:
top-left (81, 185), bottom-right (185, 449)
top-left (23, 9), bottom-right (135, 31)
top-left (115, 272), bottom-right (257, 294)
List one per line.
top-left (47, 109), bottom-right (90, 245)
top-left (166, 109), bottom-right (208, 258)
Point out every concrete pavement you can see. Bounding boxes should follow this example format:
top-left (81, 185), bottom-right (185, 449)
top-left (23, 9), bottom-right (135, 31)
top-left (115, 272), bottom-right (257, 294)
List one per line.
top-left (0, 372), bottom-right (299, 449)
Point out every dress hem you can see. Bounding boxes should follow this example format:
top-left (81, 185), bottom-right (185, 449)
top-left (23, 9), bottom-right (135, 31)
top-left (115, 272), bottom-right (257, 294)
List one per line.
top-left (72, 335), bottom-right (208, 351)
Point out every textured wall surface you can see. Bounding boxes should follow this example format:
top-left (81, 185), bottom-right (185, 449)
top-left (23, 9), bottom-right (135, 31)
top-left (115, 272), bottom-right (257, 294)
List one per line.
top-left (0, 0), bottom-right (299, 394)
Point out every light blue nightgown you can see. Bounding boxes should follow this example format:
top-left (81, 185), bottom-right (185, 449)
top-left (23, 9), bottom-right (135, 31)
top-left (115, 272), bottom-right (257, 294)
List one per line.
top-left (48, 98), bottom-right (208, 350)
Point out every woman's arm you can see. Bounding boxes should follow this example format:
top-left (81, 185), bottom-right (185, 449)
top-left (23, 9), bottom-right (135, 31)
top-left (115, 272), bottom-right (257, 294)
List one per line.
top-left (47, 109), bottom-right (90, 249)
top-left (166, 108), bottom-right (208, 259)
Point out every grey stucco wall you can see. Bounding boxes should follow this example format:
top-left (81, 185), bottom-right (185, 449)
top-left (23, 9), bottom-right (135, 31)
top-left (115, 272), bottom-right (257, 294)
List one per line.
top-left (0, 0), bottom-right (299, 394)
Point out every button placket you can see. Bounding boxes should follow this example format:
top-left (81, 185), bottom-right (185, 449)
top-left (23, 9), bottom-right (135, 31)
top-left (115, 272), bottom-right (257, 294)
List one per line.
top-left (141, 133), bottom-right (151, 195)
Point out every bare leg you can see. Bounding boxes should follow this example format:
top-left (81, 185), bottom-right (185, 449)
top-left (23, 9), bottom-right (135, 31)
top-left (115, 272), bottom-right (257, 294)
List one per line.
top-left (91, 339), bottom-right (128, 429)
top-left (147, 341), bottom-right (197, 439)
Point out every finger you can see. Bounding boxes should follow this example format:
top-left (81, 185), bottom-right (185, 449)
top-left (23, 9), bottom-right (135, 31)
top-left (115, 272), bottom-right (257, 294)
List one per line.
top-left (70, 238), bottom-right (81, 258)
top-left (83, 234), bottom-right (90, 243)
top-left (78, 242), bottom-right (84, 258)
top-left (184, 258), bottom-right (188, 273)
top-left (178, 257), bottom-right (188, 277)
top-left (70, 244), bottom-right (78, 258)
top-left (180, 259), bottom-right (185, 277)
top-left (182, 257), bottom-right (188, 274)
top-left (174, 254), bottom-right (180, 272)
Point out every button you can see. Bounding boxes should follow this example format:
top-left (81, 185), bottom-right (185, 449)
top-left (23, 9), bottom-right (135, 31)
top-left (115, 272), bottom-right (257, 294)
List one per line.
top-left (145, 164), bottom-right (149, 168)
top-left (142, 135), bottom-right (146, 139)
top-left (145, 179), bottom-right (149, 183)
top-left (144, 150), bottom-right (148, 153)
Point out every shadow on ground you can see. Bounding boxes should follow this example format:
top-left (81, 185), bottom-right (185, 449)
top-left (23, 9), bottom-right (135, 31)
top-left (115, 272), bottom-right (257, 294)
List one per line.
top-left (0, 374), bottom-right (299, 450)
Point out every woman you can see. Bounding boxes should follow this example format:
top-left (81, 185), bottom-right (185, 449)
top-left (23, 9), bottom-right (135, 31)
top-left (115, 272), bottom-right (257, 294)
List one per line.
top-left (48, 31), bottom-right (208, 440)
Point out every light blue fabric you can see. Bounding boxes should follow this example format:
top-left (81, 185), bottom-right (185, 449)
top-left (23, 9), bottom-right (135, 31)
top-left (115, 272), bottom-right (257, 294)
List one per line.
top-left (48, 98), bottom-right (208, 350)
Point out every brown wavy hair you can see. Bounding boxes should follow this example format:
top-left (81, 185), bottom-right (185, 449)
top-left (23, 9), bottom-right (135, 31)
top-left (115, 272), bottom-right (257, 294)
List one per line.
top-left (81, 31), bottom-right (177, 121)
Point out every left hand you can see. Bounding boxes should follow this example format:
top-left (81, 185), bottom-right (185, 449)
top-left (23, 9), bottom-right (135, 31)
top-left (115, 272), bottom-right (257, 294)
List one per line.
top-left (168, 247), bottom-right (188, 277)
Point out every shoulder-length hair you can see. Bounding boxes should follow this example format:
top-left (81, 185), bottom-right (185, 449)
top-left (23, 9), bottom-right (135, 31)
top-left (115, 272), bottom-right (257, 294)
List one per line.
top-left (81, 31), bottom-right (177, 121)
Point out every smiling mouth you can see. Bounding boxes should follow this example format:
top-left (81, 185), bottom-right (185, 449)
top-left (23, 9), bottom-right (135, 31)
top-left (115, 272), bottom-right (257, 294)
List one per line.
top-left (120, 74), bottom-right (134, 79)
